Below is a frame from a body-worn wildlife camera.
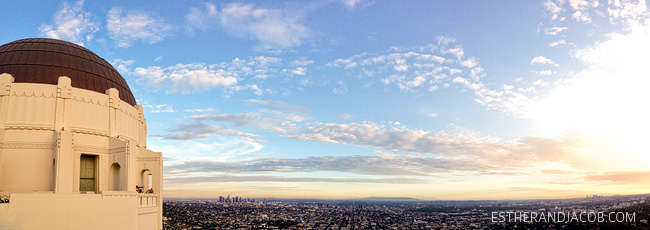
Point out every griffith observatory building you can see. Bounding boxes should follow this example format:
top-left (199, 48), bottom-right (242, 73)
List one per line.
top-left (0, 38), bottom-right (163, 230)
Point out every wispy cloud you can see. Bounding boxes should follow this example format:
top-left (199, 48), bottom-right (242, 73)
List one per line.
top-left (549, 40), bottom-right (568, 47)
top-left (166, 154), bottom-right (490, 177)
top-left (584, 171), bottom-right (650, 184)
top-left (544, 26), bottom-right (568, 35)
top-left (218, 3), bottom-right (310, 51)
top-left (544, 0), bottom-right (564, 20)
top-left (543, 0), bottom-right (648, 31)
top-left (534, 70), bottom-right (556, 76)
top-left (246, 99), bottom-right (310, 114)
top-left (161, 122), bottom-right (260, 141)
top-left (338, 0), bottom-right (374, 10)
top-left (129, 56), bottom-right (286, 94)
top-left (190, 99), bottom-right (310, 133)
top-left (166, 175), bottom-right (426, 184)
top-left (191, 113), bottom-right (258, 127)
top-left (184, 3), bottom-right (219, 32)
top-left (339, 113), bottom-right (353, 119)
top-left (132, 63), bottom-right (238, 93)
top-left (184, 108), bottom-right (215, 113)
top-left (328, 42), bottom-right (478, 92)
top-left (111, 59), bottom-right (135, 74)
top-left (40, 0), bottom-right (99, 46)
top-left (291, 58), bottom-right (315, 66)
top-left (107, 7), bottom-right (174, 48)
top-left (144, 104), bottom-right (175, 113)
top-left (149, 139), bottom-right (263, 163)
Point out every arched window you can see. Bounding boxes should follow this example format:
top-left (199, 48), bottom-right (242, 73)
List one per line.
top-left (148, 174), bottom-right (153, 190)
top-left (109, 163), bottom-right (121, 191)
top-left (140, 169), bottom-right (152, 193)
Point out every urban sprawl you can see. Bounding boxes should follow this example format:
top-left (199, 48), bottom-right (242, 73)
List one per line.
top-left (164, 194), bottom-right (650, 229)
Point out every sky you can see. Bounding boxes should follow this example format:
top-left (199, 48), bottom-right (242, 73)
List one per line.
top-left (2, 0), bottom-right (650, 200)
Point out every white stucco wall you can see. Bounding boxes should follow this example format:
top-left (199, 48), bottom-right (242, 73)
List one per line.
top-left (0, 73), bottom-right (162, 230)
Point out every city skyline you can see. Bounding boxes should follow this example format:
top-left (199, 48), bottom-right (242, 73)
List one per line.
top-left (3, 0), bottom-right (649, 200)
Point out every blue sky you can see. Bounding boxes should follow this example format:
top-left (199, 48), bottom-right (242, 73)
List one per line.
top-left (3, 0), bottom-right (650, 199)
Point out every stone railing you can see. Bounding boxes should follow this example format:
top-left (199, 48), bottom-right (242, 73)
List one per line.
top-left (138, 193), bottom-right (157, 208)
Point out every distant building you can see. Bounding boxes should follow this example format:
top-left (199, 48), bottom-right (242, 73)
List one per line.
top-left (0, 38), bottom-right (163, 230)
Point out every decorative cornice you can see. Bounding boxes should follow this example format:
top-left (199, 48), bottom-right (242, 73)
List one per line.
top-left (137, 157), bottom-right (160, 162)
top-left (73, 145), bottom-right (109, 154)
top-left (10, 91), bottom-right (56, 98)
top-left (5, 125), bottom-right (55, 131)
top-left (70, 128), bottom-right (109, 137)
top-left (2, 142), bottom-right (54, 149)
top-left (110, 147), bottom-right (126, 154)
top-left (71, 95), bottom-right (108, 106)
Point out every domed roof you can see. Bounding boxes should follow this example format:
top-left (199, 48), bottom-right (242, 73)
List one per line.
top-left (0, 38), bottom-right (136, 105)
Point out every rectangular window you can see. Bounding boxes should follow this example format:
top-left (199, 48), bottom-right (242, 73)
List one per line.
top-left (79, 155), bottom-right (96, 192)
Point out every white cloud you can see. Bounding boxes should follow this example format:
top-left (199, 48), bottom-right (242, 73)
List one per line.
top-left (460, 58), bottom-right (478, 68)
top-left (286, 121), bottom-right (603, 170)
top-left (189, 100), bottom-right (310, 133)
top-left (129, 56), bottom-right (285, 95)
top-left (144, 104), bottom-right (175, 113)
top-left (40, 0), bottom-right (99, 46)
top-left (292, 67), bottom-right (306, 75)
top-left (549, 40), bottom-right (567, 47)
top-left (607, 0), bottom-right (649, 23)
top-left (339, 113), bottom-right (353, 119)
top-left (453, 76), bottom-right (536, 116)
top-left (327, 43), bottom-right (534, 115)
top-left (246, 99), bottom-right (310, 114)
top-left (111, 59), bottom-right (135, 74)
top-left (544, 0), bottom-right (648, 26)
top-left (332, 81), bottom-right (348, 95)
top-left (441, 46), bottom-right (465, 58)
top-left (185, 108), bottom-right (215, 113)
top-left (291, 59), bottom-right (315, 66)
top-left (544, 26), bottom-right (569, 35)
top-left (133, 63), bottom-right (237, 93)
top-left (107, 7), bottom-right (174, 48)
top-left (569, 0), bottom-right (590, 10)
top-left (536, 70), bottom-right (556, 76)
top-left (163, 123), bottom-right (260, 142)
top-left (339, 0), bottom-right (373, 9)
top-left (530, 56), bottom-right (558, 66)
top-left (329, 43), bottom-right (482, 92)
top-left (572, 10), bottom-right (592, 23)
top-left (191, 114), bottom-right (258, 127)
top-left (185, 3), bottom-right (219, 31)
top-left (166, 154), bottom-right (489, 178)
top-left (544, 0), bottom-right (563, 20)
top-left (533, 79), bottom-right (550, 86)
top-left (219, 3), bottom-right (309, 50)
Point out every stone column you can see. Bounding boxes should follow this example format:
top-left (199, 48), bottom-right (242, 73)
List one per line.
top-left (0, 73), bottom-right (15, 187)
top-left (106, 88), bottom-right (120, 138)
top-left (54, 76), bottom-right (74, 194)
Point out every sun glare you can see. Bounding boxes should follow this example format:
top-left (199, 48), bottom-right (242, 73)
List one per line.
top-left (529, 21), bottom-right (650, 170)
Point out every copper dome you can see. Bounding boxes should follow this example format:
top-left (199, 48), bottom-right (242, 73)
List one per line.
top-left (0, 38), bottom-right (136, 105)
